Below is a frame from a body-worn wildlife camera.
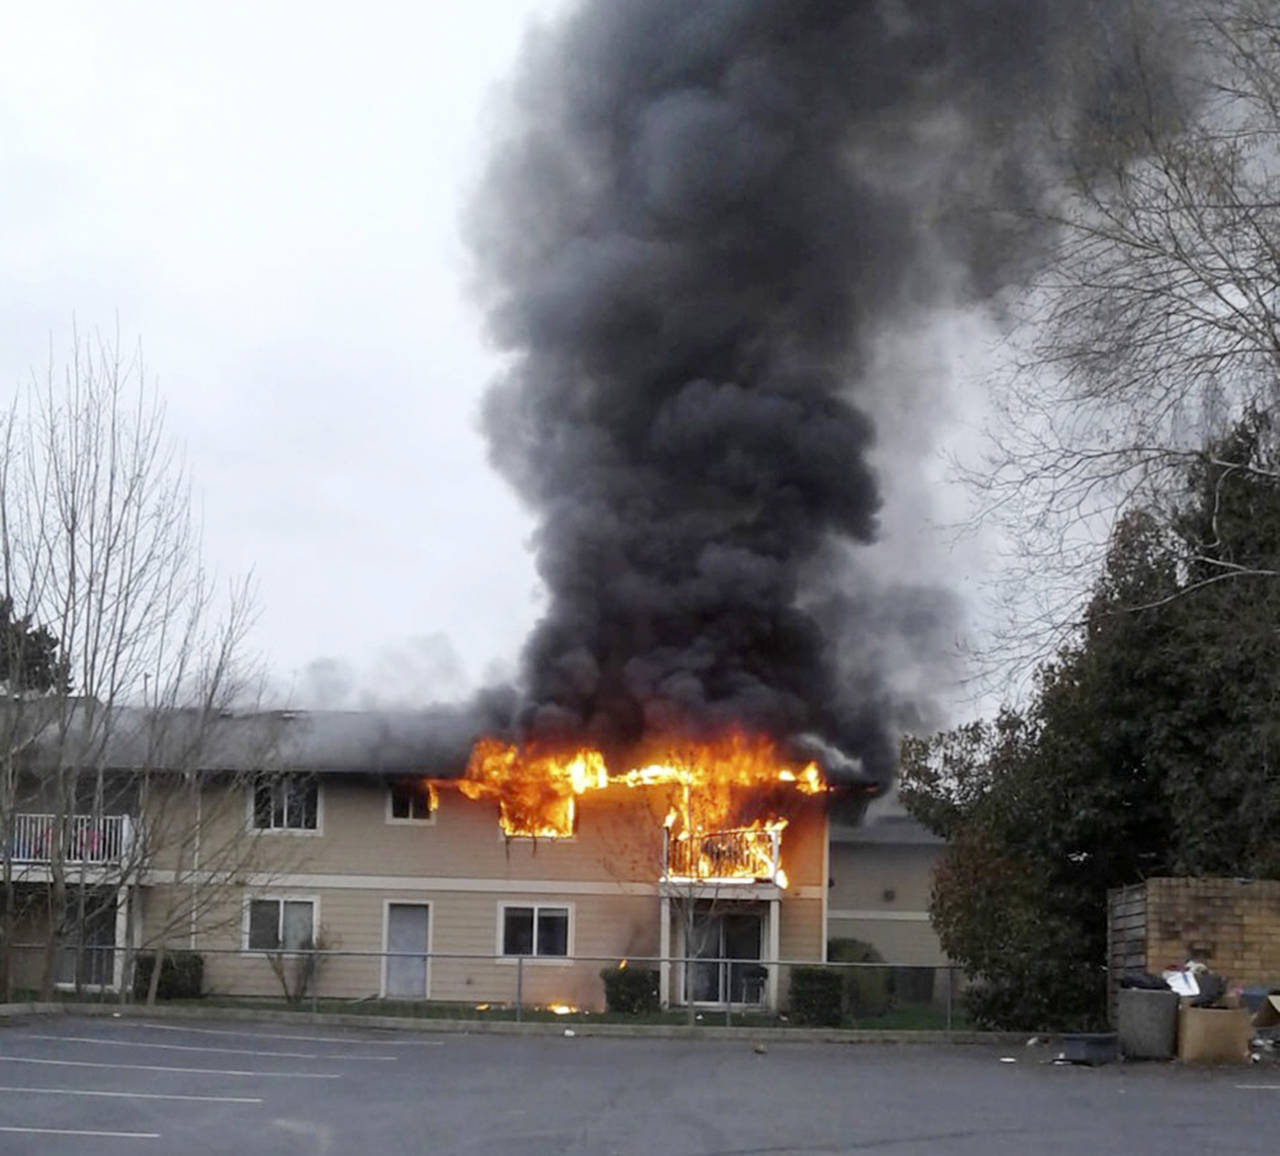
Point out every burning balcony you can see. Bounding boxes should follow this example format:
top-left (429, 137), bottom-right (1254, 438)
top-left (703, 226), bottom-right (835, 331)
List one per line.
top-left (7, 813), bottom-right (134, 866)
top-left (663, 824), bottom-right (786, 886)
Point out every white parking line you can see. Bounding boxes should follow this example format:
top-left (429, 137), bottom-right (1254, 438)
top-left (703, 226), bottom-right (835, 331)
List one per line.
top-left (0, 1126), bottom-right (159, 1139)
top-left (0, 1085), bottom-right (262, 1104)
top-left (1236, 1084), bottom-right (1280, 1090)
top-left (126, 1021), bottom-right (444, 1046)
top-left (0, 1057), bottom-right (340, 1079)
top-left (21, 1033), bottom-right (395, 1061)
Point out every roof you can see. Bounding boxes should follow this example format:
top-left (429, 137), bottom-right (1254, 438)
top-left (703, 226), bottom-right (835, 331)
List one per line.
top-left (7, 702), bottom-right (488, 777)
top-left (830, 813), bottom-right (945, 847)
top-left (3, 697), bottom-right (882, 786)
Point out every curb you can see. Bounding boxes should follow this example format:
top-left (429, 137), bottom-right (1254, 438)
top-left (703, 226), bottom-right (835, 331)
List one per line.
top-left (0, 1002), bottom-right (65, 1018)
top-left (1, 1002), bottom-right (1028, 1046)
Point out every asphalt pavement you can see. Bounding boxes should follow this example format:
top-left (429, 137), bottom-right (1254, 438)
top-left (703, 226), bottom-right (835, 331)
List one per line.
top-left (0, 1014), bottom-right (1274, 1154)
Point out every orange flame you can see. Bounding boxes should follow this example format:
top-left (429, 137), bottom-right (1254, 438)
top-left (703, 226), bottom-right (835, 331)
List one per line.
top-left (432, 731), bottom-right (824, 883)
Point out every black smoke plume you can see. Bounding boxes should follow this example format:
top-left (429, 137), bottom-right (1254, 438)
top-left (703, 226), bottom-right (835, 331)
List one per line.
top-left (466, 0), bottom-right (1183, 788)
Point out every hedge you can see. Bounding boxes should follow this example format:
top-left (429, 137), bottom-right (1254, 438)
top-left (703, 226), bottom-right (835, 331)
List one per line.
top-left (828, 937), bottom-right (890, 1019)
top-left (600, 965), bottom-right (660, 1014)
top-left (788, 966), bottom-right (844, 1027)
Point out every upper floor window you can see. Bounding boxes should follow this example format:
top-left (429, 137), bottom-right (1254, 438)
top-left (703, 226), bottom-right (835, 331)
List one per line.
top-left (387, 779), bottom-right (436, 824)
top-left (252, 774), bottom-right (318, 832)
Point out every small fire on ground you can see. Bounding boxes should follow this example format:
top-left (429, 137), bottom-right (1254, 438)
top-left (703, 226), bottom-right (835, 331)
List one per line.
top-left (428, 731), bottom-right (825, 886)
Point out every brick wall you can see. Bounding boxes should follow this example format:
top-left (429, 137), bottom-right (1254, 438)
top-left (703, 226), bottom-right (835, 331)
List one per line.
top-left (1108, 877), bottom-right (1280, 992)
top-left (1144, 877), bottom-right (1280, 984)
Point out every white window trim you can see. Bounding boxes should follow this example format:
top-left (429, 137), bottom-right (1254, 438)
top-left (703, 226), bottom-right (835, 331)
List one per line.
top-left (380, 899), bottom-right (433, 999)
top-left (246, 775), bottom-right (324, 837)
top-left (495, 900), bottom-right (574, 966)
top-left (241, 893), bottom-right (320, 954)
top-left (385, 781), bottom-right (437, 826)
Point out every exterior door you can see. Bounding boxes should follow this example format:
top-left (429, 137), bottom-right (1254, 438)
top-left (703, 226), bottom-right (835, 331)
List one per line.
top-left (57, 895), bottom-right (117, 988)
top-left (724, 913), bottom-right (764, 1004)
top-left (687, 909), bottom-right (763, 1005)
top-left (689, 912), bottom-right (723, 1003)
top-left (385, 903), bottom-right (430, 998)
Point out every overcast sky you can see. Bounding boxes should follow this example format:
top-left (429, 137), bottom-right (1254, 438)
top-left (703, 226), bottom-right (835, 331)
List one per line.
top-left (1, 0), bottom-right (1001, 717)
top-left (1, 1), bottom-right (580, 706)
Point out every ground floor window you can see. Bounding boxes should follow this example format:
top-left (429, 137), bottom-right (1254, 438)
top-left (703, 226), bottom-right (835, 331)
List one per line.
top-left (247, 897), bottom-right (315, 951)
top-left (500, 904), bottom-right (569, 957)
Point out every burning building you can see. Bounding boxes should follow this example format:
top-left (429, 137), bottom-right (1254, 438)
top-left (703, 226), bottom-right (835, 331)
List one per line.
top-left (13, 1), bottom-right (1185, 1013)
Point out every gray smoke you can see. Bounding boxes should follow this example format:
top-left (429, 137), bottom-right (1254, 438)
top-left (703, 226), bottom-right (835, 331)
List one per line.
top-left (466, 0), bottom-right (1183, 787)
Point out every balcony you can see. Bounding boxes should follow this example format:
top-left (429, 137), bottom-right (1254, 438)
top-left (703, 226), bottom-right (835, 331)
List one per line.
top-left (8, 813), bottom-right (134, 866)
top-left (663, 826), bottom-right (783, 886)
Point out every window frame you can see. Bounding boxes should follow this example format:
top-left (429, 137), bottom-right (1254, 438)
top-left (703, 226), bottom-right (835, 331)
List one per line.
top-left (385, 779), bottom-right (437, 826)
top-left (247, 774), bottom-right (323, 836)
top-left (495, 901), bottom-right (573, 965)
top-left (242, 894), bottom-right (319, 954)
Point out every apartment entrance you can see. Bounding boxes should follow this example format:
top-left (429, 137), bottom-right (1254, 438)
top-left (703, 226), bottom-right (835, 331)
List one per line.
top-left (384, 902), bottom-right (430, 998)
top-left (686, 904), bottom-right (765, 1006)
top-left (56, 893), bottom-right (117, 989)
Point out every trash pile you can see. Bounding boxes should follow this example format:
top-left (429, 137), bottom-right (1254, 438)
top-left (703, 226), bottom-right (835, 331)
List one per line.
top-left (1117, 960), bottom-right (1280, 1064)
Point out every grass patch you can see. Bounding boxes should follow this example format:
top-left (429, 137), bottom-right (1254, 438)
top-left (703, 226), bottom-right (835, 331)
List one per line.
top-left (118, 994), bottom-right (964, 1031)
top-left (852, 1004), bottom-right (968, 1031)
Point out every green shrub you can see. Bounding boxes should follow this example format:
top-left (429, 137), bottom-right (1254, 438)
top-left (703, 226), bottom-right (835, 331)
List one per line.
top-left (789, 966), bottom-right (844, 1026)
top-left (133, 951), bottom-right (204, 1001)
top-left (828, 938), bottom-right (890, 1020)
top-left (600, 966), bottom-right (659, 1014)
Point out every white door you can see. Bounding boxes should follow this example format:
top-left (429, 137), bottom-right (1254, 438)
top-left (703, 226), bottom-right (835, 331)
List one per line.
top-left (385, 903), bottom-right (430, 998)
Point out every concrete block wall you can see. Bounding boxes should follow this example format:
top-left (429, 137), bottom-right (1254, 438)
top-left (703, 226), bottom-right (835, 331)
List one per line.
top-left (1143, 877), bottom-right (1280, 985)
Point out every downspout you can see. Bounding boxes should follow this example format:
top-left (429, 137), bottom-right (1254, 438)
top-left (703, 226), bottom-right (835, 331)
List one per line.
top-left (189, 776), bottom-right (201, 949)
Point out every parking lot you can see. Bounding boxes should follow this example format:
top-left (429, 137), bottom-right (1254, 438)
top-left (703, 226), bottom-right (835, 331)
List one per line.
top-left (0, 1014), bottom-right (1277, 1154)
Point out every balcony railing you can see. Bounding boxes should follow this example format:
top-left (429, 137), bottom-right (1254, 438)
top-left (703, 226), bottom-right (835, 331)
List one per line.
top-left (7, 813), bottom-right (133, 866)
top-left (663, 826), bottom-right (783, 885)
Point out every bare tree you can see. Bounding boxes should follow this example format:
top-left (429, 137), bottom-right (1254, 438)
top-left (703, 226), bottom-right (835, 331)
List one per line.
top-left (969, 0), bottom-right (1280, 674)
top-left (0, 329), bottom-right (275, 999)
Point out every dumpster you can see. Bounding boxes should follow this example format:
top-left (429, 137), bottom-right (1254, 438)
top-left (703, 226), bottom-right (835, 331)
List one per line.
top-left (1117, 988), bottom-right (1179, 1060)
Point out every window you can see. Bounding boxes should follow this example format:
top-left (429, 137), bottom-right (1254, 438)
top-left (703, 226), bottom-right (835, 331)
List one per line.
top-left (501, 905), bottom-right (569, 957)
top-left (252, 775), bottom-right (318, 831)
top-left (387, 779), bottom-right (436, 823)
top-left (246, 898), bottom-right (315, 951)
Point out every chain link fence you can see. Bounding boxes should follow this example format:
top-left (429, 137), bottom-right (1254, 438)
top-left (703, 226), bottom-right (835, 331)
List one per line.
top-left (2, 942), bottom-right (961, 1030)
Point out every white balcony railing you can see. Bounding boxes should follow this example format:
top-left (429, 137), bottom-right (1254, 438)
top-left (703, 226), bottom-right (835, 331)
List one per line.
top-left (8, 813), bottom-right (133, 866)
top-left (663, 826), bottom-right (783, 885)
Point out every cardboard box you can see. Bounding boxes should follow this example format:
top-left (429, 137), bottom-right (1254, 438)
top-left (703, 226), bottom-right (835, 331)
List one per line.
top-left (1177, 1006), bottom-right (1253, 1063)
top-left (1253, 994), bottom-right (1280, 1029)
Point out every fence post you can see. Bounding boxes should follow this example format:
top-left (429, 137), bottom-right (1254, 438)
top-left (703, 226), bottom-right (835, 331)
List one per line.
top-left (945, 965), bottom-right (953, 1033)
top-left (310, 950), bottom-right (318, 1015)
top-left (515, 955), bottom-right (524, 1023)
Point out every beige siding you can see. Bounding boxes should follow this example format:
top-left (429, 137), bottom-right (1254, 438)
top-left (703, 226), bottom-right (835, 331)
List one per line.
top-left (827, 842), bottom-right (947, 966)
top-left (827, 916), bottom-right (946, 967)
top-left (8, 905), bottom-right (52, 992)
top-left (132, 776), bottom-right (829, 1007)
top-left (776, 800), bottom-right (825, 890)
top-left (828, 842), bottom-right (940, 912)
top-left (142, 882), bottom-right (659, 1011)
top-left (189, 779), bottom-right (666, 885)
top-left (778, 896), bottom-right (824, 960)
